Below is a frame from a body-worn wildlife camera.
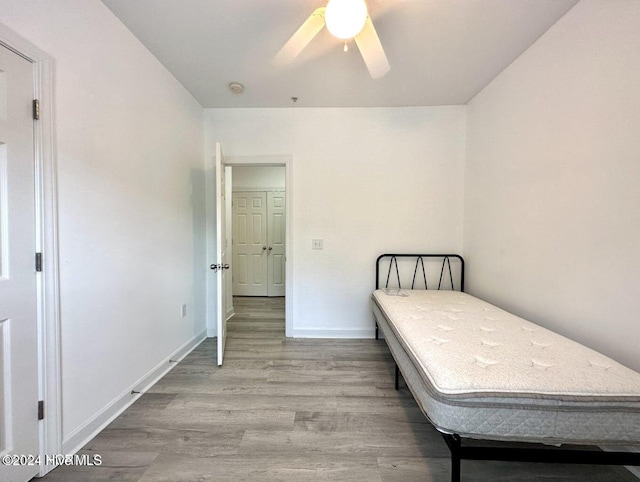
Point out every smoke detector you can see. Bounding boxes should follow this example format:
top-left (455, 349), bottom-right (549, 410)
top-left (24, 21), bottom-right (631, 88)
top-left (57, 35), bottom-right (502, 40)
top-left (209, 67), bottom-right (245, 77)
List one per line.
top-left (228, 82), bottom-right (244, 94)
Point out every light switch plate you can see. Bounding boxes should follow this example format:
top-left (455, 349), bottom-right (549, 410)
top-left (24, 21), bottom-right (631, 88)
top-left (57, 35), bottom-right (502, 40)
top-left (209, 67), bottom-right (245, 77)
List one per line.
top-left (312, 239), bottom-right (323, 250)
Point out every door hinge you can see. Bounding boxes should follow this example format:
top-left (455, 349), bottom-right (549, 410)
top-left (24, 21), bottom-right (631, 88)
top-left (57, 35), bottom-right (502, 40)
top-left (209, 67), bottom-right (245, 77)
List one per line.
top-left (33, 99), bottom-right (40, 120)
top-left (35, 252), bottom-right (42, 272)
top-left (38, 400), bottom-right (44, 420)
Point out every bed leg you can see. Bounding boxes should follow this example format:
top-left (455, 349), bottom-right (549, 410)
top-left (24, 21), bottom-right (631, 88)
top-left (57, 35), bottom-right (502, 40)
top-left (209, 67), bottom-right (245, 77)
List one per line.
top-left (395, 363), bottom-right (399, 390)
top-left (375, 323), bottom-right (379, 340)
top-left (441, 433), bottom-right (462, 482)
top-left (451, 451), bottom-right (461, 482)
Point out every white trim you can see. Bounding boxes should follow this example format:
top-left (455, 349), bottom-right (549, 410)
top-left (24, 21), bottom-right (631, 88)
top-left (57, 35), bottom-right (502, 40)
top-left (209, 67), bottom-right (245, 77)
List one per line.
top-left (225, 307), bottom-right (235, 321)
top-left (232, 187), bottom-right (284, 193)
top-left (208, 154), bottom-right (294, 338)
top-left (292, 329), bottom-right (374, 339)
top-left (0, 24), bottom-right (62, 478)
top-left (626, 466), bottom-right (640, 478)
top-left (226, 155), bottom-right (288, 167)
top-left (62, 330), bottom-right (207, 455)
top-left (205, 149), bottom-right (215, 337)
top-left (600, 446), bottom-right (640, 478)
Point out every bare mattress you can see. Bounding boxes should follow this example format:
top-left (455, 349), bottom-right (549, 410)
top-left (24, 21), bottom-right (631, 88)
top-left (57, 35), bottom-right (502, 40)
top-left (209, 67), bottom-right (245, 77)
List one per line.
top-left (372, 289), bottom-right (640, 445)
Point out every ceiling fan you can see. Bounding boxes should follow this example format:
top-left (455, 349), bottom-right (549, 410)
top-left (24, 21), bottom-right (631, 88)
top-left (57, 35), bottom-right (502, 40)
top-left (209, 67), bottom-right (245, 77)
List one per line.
top-left (273, 0), bottom-right (391, 79)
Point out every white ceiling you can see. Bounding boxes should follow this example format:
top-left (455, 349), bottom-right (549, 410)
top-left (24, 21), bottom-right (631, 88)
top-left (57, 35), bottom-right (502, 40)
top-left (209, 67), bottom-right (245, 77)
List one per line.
top-left (101, 0), bottom-right (579, 108)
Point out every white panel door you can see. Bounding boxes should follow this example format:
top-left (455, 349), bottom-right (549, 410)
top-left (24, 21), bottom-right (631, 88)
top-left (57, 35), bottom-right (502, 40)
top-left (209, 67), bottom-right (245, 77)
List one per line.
top-left (0, 45), bottom-right (40, 481)
top-left (212, 143), bottom-right (229, 366)
top-left (232, 192), bottom-right (267, 296)
top-left (267, 191), bottom-right (286, 297)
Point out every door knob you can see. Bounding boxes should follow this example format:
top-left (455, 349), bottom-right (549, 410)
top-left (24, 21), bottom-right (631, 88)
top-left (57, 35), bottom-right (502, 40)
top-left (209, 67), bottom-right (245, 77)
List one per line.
top-left (263, 246), bottom-right (267, 251)
top-left (268, 246), bottom-right (273, 251)
top-left (210, 263), bottom-right (230, 271)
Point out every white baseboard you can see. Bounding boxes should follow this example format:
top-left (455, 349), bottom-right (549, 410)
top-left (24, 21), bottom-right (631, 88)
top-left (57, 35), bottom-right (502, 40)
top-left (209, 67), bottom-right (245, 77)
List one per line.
top-left (600, 445), bottom-right (640, 479)
top-left (225, 307), bottom-right (235, 321)
top-left (291, 328), bottom-right (374, 339)
top-left (62, 329), bottom-right (207, 455)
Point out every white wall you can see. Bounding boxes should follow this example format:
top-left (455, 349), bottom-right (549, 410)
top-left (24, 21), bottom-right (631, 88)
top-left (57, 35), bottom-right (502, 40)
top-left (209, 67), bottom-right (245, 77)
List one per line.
top-left (465, 0), bottom-right (640, 371)
top-left (206, 107), bottom-right (466, 336)
top-left (233, 166), bottom-right (285, 190)
top-left (0, 0), bottom-right (206, 443)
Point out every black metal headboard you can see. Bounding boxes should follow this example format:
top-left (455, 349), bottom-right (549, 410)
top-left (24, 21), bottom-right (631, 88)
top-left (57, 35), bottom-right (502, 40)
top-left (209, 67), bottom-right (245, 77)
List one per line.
top-left (375, 254), bottom-right (465, 292)
top-left (375, 253), bottom-right (464, 338)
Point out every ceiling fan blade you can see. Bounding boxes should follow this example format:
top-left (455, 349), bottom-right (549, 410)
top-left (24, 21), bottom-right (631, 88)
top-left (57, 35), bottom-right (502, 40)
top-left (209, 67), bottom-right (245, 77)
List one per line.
top-left (354, 16), bottom-right (390, 79)
top-left (273, 8), bottom-right (326, 66)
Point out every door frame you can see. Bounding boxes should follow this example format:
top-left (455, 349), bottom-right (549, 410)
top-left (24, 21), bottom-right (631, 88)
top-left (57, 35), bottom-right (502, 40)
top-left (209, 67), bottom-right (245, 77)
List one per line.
top-left (0, 25), bottom-right (62, 476)
top-left (206, 154), bottom-right (292, 337)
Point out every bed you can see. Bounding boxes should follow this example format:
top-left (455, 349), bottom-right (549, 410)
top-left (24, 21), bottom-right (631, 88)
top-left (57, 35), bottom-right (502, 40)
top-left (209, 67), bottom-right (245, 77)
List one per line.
top-left (371, 254), bottom-right (640, 481)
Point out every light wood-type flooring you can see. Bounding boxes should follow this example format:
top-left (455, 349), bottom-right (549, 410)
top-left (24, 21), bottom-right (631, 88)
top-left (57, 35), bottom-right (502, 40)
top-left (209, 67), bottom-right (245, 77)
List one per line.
top-left (39, 297), bottom-right (636, 481)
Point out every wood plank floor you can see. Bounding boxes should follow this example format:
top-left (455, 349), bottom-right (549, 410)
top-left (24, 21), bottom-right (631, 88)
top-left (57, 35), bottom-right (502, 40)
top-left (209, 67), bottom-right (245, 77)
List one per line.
top-left (39, 297), bottom-right (636, 481)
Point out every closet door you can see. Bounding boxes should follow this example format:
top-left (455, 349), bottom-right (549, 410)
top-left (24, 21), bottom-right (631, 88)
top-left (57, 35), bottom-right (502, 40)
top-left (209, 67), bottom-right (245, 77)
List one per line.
top-left (267, 191), bottom-right (286, 297)
top-left (232, 192), bottom-right (268, 296)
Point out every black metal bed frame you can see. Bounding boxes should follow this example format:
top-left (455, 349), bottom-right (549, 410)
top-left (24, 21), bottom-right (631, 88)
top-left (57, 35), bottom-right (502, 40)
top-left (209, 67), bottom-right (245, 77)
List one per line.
top-left (374, 253), bottom-right (464, 340)
top-left (374, 253), bottom-right (640, 482)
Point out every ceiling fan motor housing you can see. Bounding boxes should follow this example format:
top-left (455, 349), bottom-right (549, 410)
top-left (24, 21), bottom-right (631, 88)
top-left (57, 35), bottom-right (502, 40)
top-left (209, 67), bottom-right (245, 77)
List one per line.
top-left (325, 0), bottom-right (368, 39)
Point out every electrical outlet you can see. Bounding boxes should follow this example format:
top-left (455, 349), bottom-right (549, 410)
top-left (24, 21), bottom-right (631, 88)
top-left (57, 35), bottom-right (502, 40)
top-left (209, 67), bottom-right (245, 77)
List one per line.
top-left (181, 303), bottom-right (187, 318)
top-left (312, 239), bottom-right (323, 250)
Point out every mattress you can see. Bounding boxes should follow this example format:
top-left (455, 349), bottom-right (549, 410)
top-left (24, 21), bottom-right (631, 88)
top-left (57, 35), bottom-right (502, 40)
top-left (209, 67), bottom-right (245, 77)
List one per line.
top-left (372, 289), bottom-right (640, 445)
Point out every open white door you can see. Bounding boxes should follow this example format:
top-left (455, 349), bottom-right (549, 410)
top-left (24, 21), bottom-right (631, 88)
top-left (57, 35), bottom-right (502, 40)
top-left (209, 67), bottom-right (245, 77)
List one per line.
top-left (0, 43), bottom-right (40, 481)
top-left (210, 143), bottom-right (229, 366)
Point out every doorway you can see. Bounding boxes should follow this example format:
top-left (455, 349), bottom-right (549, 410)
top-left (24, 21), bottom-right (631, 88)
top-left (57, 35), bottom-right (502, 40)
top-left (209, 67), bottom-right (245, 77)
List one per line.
top-left (207, 154), bottom-right (292, 357)
top-left (230, 166), bottom-right (286, 311)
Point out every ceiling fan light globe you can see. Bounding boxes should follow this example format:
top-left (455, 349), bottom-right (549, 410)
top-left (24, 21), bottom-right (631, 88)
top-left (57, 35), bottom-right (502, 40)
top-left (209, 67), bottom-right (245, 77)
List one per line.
top-left (325, 0), bottom-right (368, 40)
